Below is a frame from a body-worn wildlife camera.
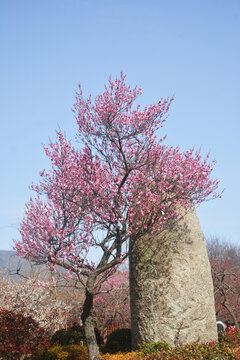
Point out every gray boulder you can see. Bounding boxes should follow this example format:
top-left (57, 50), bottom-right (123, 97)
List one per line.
top-left (130, 207), bottom-right (217, 348)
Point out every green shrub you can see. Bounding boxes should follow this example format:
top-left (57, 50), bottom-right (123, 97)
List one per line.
top-left (104, 328), bottom-right (131, 354)
top-left (139, 341), bottom-right (171, 355)
top-left (50, 323), bottom-right (103, 347)
top-left (50, 324), bottom-right (85, 346)
top-left (137, 341), bottom-right (237, 359)
top-left (218, 326), bottom-right (240, 346)
top-left (35, 348), bottom-right (58, 360)
top-left (36, 345), bottom-right (88, 360)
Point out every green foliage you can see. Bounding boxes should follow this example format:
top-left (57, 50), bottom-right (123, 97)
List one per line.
top-left (139, 341), bottom-right (171, 355)
top-left (35, 344), bottom-right (88, 360)
top-left (50, 323), bottom-right (103, 347)
top-left (104, 328), bottom-right (132, 354)
top-left (218, 326), bottom-right (240, 346)
top-left (35, 348), bottom-right (58, 360)
top-left (136, 339), bottom-right (239, 359)
top-left (50, 324), bottom-right (85, 346)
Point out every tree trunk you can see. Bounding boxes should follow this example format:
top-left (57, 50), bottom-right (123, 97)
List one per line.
top-left (130, 207), bottom-right (218, 348)
top-left (81, 289), bottom-right (100, 360)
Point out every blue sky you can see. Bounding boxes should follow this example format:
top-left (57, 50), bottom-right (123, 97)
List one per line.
top-left (0, 0), bottom-right (239, 250)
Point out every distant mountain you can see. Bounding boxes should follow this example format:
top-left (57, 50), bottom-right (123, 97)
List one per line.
top-left (0, 250), bottom-right (33, 276)
top-left (0, 250), bottom-right (17, 269)
top-left (0, 251), bottom-right (64, 279)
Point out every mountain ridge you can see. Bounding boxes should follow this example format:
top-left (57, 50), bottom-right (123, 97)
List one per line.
top-left (0, 250), bottom-right (36, 276)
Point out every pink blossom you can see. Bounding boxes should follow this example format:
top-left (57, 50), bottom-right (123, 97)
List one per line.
top-left (14, 73), bottom-right (222, 350)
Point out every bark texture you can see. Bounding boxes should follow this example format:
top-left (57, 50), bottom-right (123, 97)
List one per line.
top-left (82, 289), bottom-right (100, 360)
top-left (130, 208), bottom-right (217, 349)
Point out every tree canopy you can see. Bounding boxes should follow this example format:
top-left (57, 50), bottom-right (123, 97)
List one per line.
top-left (14, 73), bottom-right (222, 360)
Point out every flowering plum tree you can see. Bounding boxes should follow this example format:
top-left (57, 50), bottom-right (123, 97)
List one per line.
top-left (15, 73), bottom-right (221, 360)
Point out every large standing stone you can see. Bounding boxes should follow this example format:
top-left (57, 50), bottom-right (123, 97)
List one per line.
top-left (130, 207), bottom-right (217, 348)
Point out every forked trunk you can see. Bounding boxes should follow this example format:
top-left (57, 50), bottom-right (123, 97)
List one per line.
top-left (81, 289), bottom-right (100, 360)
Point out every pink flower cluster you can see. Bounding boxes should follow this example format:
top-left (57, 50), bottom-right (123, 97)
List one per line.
top-left (14, 73), bottom-right (222, 280)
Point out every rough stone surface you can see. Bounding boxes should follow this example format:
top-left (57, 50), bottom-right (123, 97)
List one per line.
top-left (130, 208), bottom-right (217, 348)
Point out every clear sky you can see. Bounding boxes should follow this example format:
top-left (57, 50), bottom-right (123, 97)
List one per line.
top-left (0, 0), bottom-right (239, 250)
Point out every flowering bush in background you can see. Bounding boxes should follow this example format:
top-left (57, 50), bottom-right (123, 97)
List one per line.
top-left (0, 271), bottom-right (84, 335)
